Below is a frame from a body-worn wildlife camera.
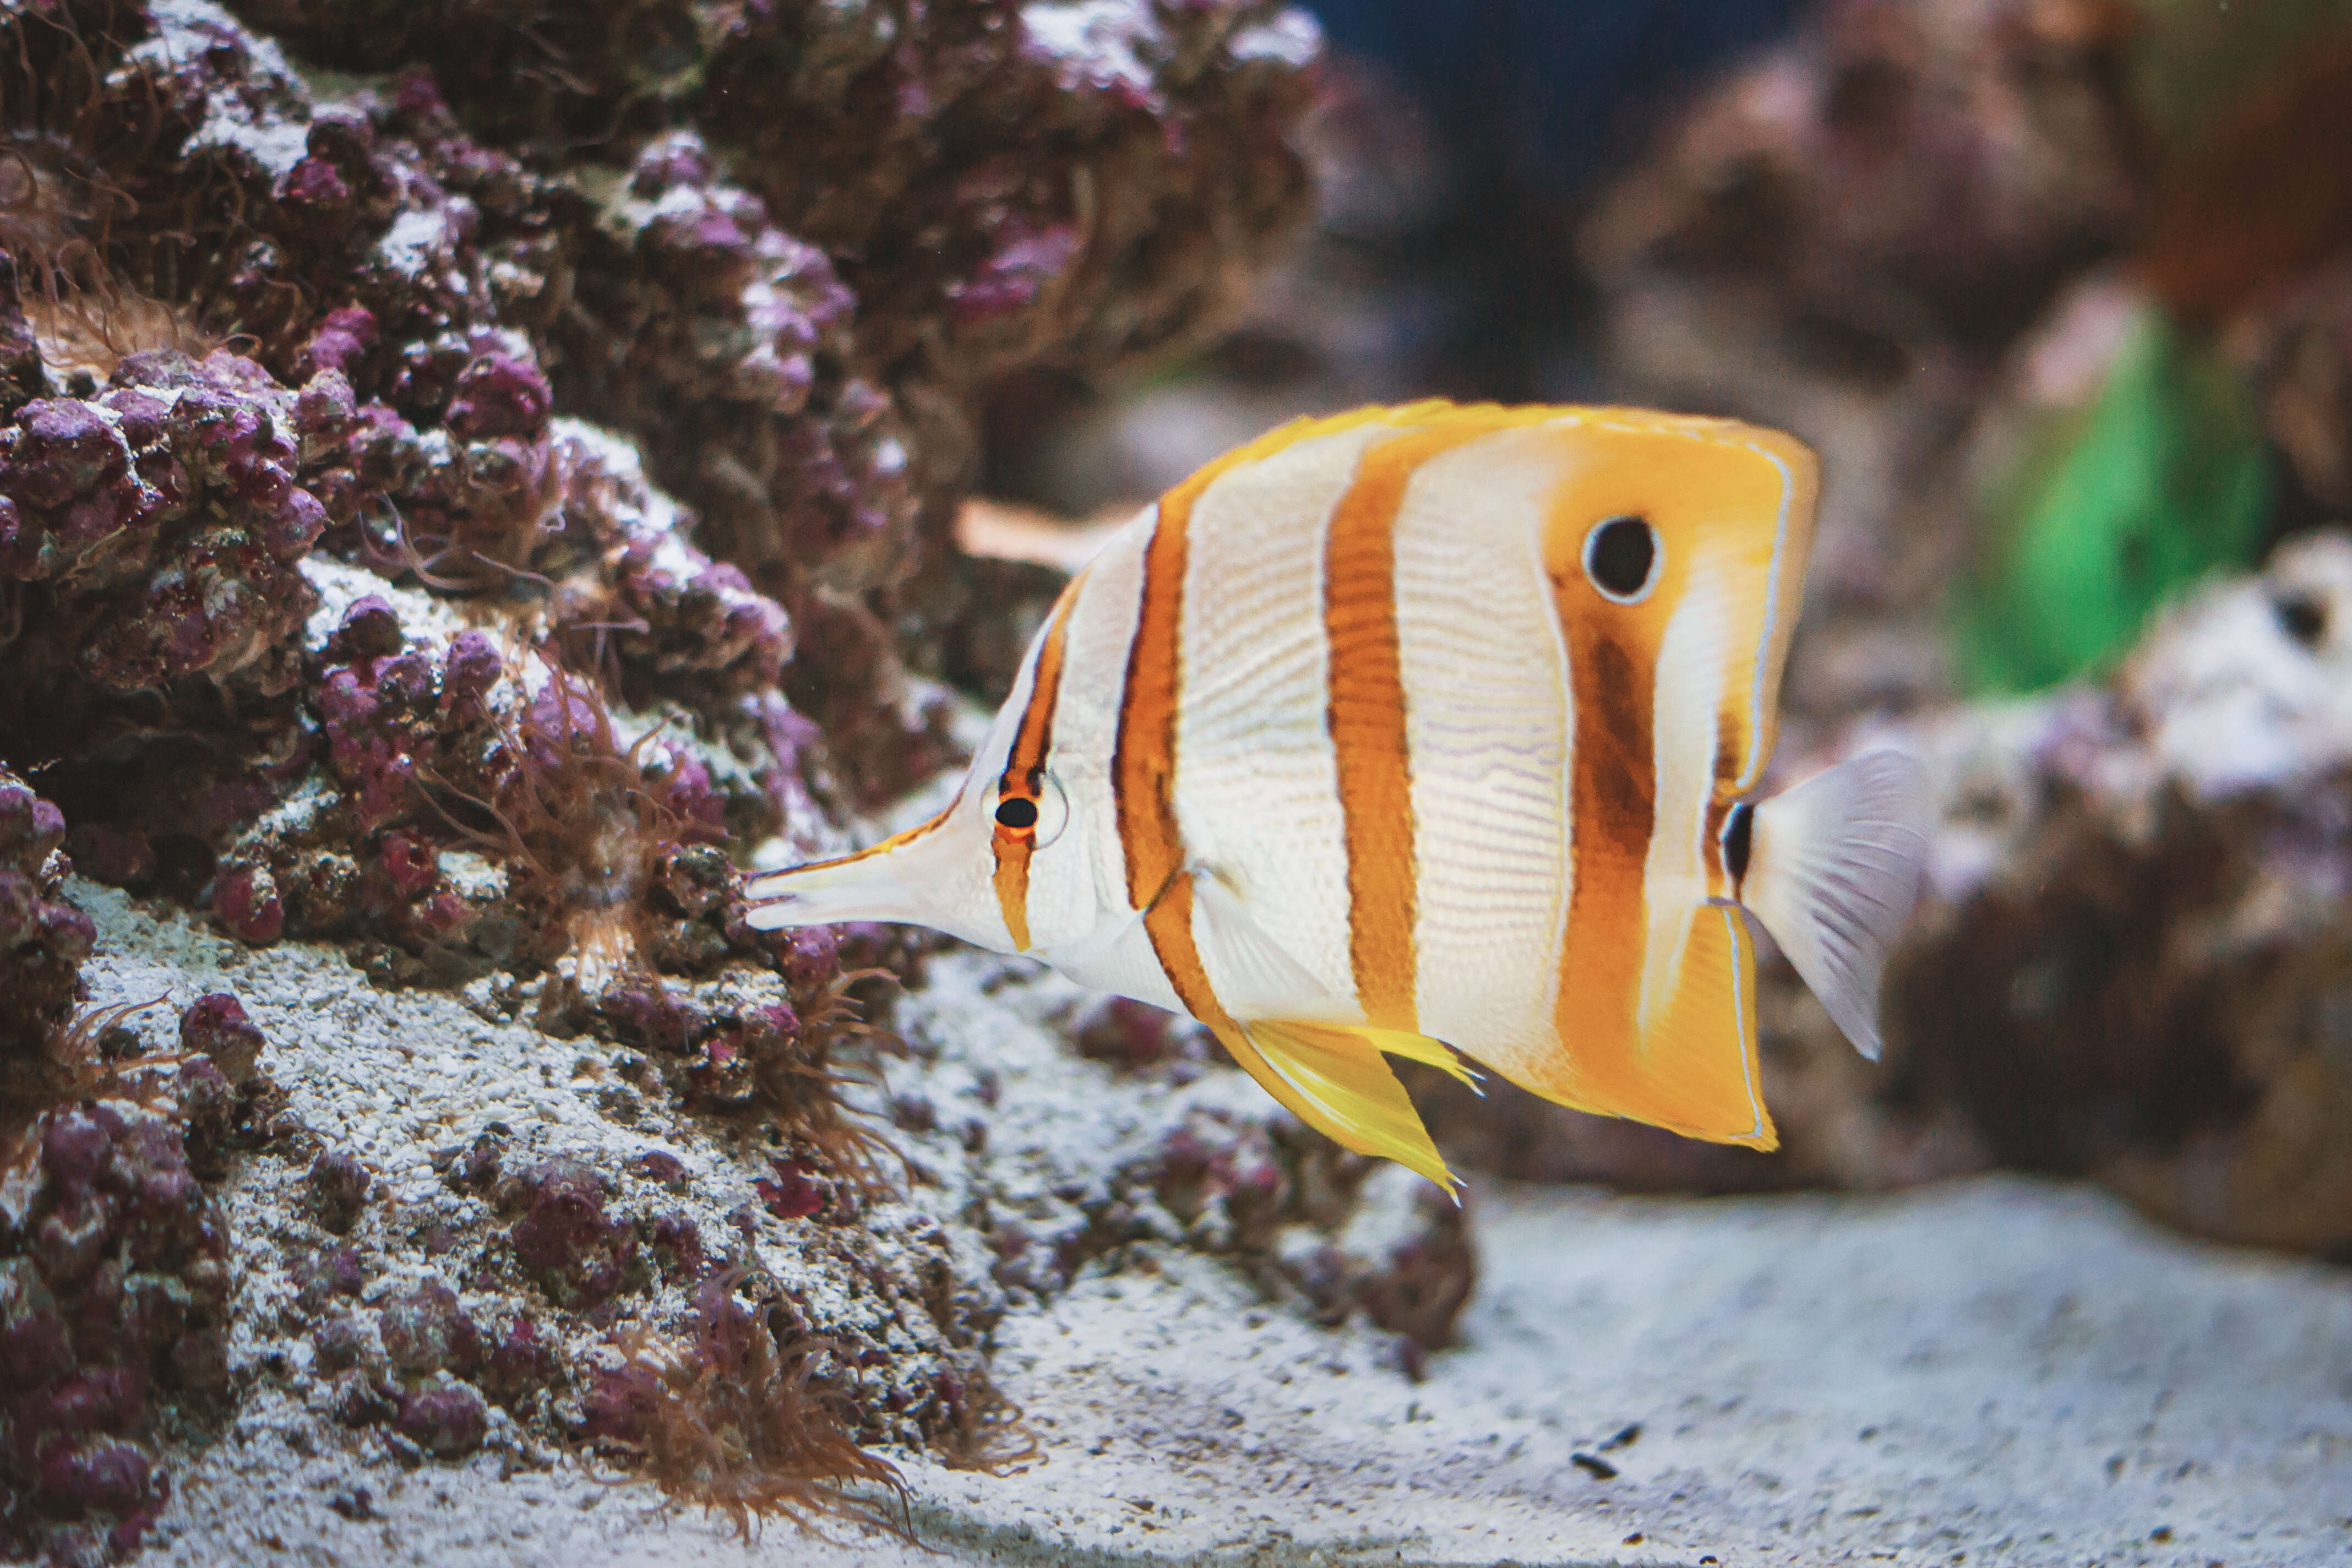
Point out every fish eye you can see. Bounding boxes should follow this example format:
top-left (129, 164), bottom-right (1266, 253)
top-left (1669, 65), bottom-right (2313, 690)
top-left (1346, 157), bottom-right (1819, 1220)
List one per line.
top-left (993, 771), bottom-right (1070, 847)
top-left (1583, 515), bottom-right (1659, 603)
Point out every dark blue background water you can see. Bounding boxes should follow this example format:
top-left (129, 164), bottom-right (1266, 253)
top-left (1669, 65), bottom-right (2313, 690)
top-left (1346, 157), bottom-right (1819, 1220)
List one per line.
top-left (1293, 2), bottom-right (1805, 396)
top-left (1304, 0), bottom-right (1804, 194)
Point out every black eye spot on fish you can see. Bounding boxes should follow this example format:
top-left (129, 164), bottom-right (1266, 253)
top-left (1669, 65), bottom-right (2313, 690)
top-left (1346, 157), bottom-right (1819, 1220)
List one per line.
top-left (995, 796), bottom-right (1039, 831)
top-left (1583, 515), bottom-right (1659, 603)
top-left (1722, 801), bottom-right (1754, 888)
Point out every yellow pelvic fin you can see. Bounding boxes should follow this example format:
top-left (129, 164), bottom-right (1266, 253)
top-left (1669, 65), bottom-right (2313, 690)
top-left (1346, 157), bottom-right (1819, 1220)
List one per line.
top-left (1218, 1020), bottom-right (1465, 1193)
top-left (1352, 1027), bottom-right (1482, 1092)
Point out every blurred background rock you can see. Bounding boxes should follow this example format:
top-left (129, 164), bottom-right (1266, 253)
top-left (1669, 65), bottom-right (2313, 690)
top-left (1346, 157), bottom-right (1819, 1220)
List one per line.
top-left (971, 0), bottom-right (2352, 1260)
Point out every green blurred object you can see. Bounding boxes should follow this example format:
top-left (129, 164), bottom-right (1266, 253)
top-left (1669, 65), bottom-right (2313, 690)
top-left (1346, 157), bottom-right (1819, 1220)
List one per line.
top-left (1956, 306), bottom-right (2271, 694)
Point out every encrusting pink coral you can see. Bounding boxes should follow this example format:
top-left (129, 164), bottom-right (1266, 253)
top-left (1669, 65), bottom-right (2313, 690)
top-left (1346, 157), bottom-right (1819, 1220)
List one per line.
top-left (0, 353), bottom-right (326, 711)
top-left (0, 1003), bottom-right (251, 1564)
top-left (0, 766), bottom-right (90, 1058)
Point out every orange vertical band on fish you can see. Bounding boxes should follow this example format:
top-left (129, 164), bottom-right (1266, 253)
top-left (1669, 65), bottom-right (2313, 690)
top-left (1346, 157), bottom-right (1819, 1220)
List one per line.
top-left (747, 401), bottom-right (1929, 1193)
top-left (1540, 429), bottom-right (1689, 1128)
top-left (1325, 427), bottom-right (1478, 1032)
top-left (1115, 494), bottom-right (1190, 922)
top-left (990, 573), bottom-right (1084, 951)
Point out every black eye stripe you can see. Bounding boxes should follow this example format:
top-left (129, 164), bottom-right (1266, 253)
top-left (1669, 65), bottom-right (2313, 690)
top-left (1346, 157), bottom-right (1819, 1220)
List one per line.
top-left (1584, 515), bottom-right (1658, 602)
top-left (995, 796), bottom-right (1040, 831)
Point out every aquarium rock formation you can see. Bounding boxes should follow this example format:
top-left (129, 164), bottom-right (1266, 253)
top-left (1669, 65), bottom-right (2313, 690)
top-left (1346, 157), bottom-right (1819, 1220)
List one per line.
top-left (0, 0), bottom-right (1331, 1559)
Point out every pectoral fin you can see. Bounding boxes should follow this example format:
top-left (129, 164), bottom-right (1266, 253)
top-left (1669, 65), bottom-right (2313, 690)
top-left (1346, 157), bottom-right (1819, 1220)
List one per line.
top-left (1188, 868), bottom-right (1341, 1015)
top-left (1218, 1019), bottom-right (1466, 1194)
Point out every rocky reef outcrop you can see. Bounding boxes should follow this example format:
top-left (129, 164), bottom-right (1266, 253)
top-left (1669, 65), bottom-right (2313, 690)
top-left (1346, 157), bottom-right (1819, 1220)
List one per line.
top-left (0, 0), bottom-right (1330, 1559)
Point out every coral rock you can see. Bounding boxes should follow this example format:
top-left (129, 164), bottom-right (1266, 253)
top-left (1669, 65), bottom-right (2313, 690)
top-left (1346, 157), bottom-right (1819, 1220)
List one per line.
top-left (482, 1315), bottom-right (553, 1402)
top-left (176, 994), bottom-right (266, 1085)
top-left (0, 356), bottom-right (326, 734)
top-left (0, 765), bottom-right (91, 1054)
top-left (506, 1157), bottom-right (638, 1310)
top-left (0, 1076), bottom-right (230, 1562)
top-left (304, 1150), bottom-right (373, 1234)
top-left (1585, 0), bottom-right (2146, 355)
top-left (394, 1379), bottom-right (491, 1457)
top-left (1325, 1164), bottom-right (1477, 1352)
top-left (377, 1281), bottom-right (482, 1376)
top-left (1879, 532), bottom-right (2352, 1254)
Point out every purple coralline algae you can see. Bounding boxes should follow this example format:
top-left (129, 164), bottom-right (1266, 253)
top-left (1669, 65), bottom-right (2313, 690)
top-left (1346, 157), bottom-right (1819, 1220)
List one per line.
top-left (0, 1070), bottom-right (234, 1562)
top-left (0, 355), bottom-right (328, 788)
top-left (0, 767), bottom-right (91, 1055)
top-left (376, 1280), bottom-right (482, 1378)
top-left (173, 996), bottom-right (263, 1087)
top-left (503, 1157), bottom-right (640, 1313)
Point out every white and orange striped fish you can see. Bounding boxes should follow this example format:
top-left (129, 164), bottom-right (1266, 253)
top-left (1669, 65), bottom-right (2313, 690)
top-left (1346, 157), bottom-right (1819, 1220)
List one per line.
top-left (747, 402), bottom-right (1928, 1190)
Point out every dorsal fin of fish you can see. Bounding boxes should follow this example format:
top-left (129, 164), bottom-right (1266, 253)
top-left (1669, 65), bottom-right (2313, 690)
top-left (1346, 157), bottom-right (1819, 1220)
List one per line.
top-left (1221, 1019), bottom-right (1463, 1195)
top-left (1741, 750), bottom-right (1931, 1063)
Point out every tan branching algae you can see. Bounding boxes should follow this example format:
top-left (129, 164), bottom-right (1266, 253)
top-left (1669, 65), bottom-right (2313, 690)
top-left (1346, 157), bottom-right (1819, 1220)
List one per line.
top-left (582, 1276), bottom-right (914, 1542)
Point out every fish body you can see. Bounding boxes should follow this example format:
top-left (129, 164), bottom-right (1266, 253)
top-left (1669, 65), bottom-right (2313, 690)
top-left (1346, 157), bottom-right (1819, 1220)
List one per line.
top-left (748, 402), bottom-right (1929, 1189)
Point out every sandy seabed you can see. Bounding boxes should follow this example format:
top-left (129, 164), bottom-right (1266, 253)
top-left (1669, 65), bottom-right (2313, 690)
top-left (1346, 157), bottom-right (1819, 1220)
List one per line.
top-left (84, 899), bottom-right (2352, 1568)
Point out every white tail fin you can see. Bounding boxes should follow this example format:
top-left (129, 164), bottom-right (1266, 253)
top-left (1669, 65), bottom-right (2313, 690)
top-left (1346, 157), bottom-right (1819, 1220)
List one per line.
top-left (1741, 750), bottom-right (1930, 1061)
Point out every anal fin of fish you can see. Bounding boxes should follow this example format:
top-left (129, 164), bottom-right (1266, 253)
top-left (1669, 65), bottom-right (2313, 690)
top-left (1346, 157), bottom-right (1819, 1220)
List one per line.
top-left (1220, 1020), bottom-right (1464, 1195)
top-left (1578, 902), bottom-right (1778, 1148)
